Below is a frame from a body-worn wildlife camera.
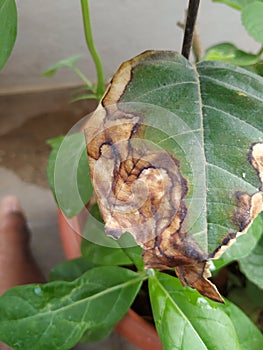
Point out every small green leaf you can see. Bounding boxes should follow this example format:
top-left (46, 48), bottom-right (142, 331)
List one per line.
top-left (239, 234), bottom-right (263, 289)
top-left (204, 43), bottom-right (260, 66)
top-left (0, 267), bottom-right (144, 350)
top-left (0, 0), bottom-right (17, 70)
top-left (47, 133), bottom-right (93, 218)
top-left (149, 272), bottom-right (263, 350)
top-left (242, 2), bottom-right (263, 44)
top-left (42, 55), bottom-right (82, 77)
top-left (49, 257), bottom-right (95, 282)
top-left (81, 231), bottom-right (143, 270)
top-left (213, 213), bottom-right (263, 270)
top-left (213, 0), bottom-right (252, 10)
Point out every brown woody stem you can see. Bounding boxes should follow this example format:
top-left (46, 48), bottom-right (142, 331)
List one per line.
top-left (181, 0), bottom-right (201, 59)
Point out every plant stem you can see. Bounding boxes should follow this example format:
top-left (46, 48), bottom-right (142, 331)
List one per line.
top-left (71, 66), bottom-right (93, 89)
top-left (80, 0), bottom-right (105, 100)
top-left (181, 0), bottom-right (201, 60)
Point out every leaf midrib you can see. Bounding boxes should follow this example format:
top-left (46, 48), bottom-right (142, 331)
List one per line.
top-left (153, 275), bottom-right (208, 350)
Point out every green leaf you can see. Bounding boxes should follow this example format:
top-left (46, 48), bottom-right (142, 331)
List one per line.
top-left (239, 234), bottom-right (263, 289)
top-left (212, 213), bottom-right (263, 270)
top-left (86, 51), bottom-right (263, 301)
top-left (204, 43), bottom-right (260, 66)
top-left (42, 55), bottom-right (82, 77)
top-left (217, 298), bottom-right (263, 349)
top-left (213, 0), bottom-right (260, 10)
top-left (149, 272), bottom-right (263, 350)
top-left (246, 60), bottom-right (263, 76)
top-left (69, 93), bottom-right (97, 103)
top-left (0, 0), bottom-right (17, 70)
top-left (0, 266), bottom-right (144, 350)
top-left (116, 52), bottom-right (263, 258)
top-left (47, 133), bottom-right (93, 218)
top-left (49, 257), bottom-right (95, 282)
top-left (80, 324), bottom-right (114, 343)
top-left (81, 231), bottom-right (143, 270)
top-left (242, 2), bottom-right (263, 44)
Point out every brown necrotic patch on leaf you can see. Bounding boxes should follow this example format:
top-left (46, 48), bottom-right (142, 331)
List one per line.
top-left (212, 143), bottom-right (263, 260)
top-left (83, 51), bottom-right (224, 303)
top-left (83, 50), bottom-right (263, 303)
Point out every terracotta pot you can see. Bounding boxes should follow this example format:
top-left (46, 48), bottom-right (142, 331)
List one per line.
top-left (58, 209), bottom-right (163, 350)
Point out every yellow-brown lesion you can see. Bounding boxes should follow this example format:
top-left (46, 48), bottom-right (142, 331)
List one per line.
top-left (84, 51), bottom-right (263, 304)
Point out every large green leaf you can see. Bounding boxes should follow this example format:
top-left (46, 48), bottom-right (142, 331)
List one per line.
top-left (47, 133), bottom-right (93, 218)
top-left (149, 272), bottom-right (263, 350)
top-left (0, 266), bottom-right (144, 350)
top-left (0, 0), bottom-right (17, 70)
top-left (84, 51), bottom-right (263, 301)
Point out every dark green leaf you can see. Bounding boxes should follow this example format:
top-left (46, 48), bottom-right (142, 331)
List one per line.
top-left (47, 133), bottom-right (93, 218)
top-left (149, 271), bottom-right (263, 350)
top-left (213, 213), bottom-right (263, 270)
top-left (246, 60), bottom-right (263, 76)
top-left (0, 267), bottom-right (144, 350)
top-left (49, 257), bottom-right (95, 282)
top-left (242, 2), bottom-right (263, 43)
top-left (42, 55), bottom-right (81, 77)
top-left (239, 234), bottom-right (263, 289)
top-left (0, 0), bottom-right (17, 70)
top-left (204, 43), bottom-right (260, 66)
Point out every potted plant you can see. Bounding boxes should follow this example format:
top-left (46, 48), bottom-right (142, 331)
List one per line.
top-left (0, 0), bottom-right (263, 349)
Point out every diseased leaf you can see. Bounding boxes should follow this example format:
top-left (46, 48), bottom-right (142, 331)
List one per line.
top-left (84, 51), bottom-right (263, 302)
top-left (213, 212), bottom-right (263, 269)
top-left (149, 272), bottom-right (263, 350)
top-left (0, 267), bottom-right (143, 350)
top-left (0, 0), bottom-right (17, 70)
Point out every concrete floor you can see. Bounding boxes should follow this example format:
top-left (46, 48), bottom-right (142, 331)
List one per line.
top-left (0, 88), bottom-right (139, 350)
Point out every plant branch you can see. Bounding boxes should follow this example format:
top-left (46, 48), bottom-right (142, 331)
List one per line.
top-left (80, 0), bottom-right (105, 100)
top-left (181, 0), bottom-right (201, 60)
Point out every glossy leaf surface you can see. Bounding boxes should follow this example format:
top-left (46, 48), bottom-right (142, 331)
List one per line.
top-left (149, 272), bottom-right (263, 350)
top-left (0, 267), bottom-right (143, 350)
